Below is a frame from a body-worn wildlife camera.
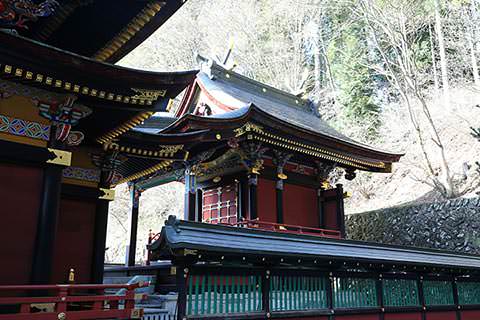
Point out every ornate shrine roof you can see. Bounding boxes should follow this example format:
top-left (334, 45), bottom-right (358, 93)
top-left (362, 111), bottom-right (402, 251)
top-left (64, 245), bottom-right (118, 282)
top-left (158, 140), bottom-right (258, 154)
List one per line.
top-left (0, 31), bottom-right (196, 145)
top-left (0, 0), bottom-right (187, 63)
top-left (150, 216), bottom-right (480, 273)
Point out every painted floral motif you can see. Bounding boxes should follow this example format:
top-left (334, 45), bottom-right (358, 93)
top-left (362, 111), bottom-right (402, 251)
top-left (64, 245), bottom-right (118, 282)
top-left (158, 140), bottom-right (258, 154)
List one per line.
top-left (0, 114), bottom-right (50, 140)
top-left (63, 167), bottom-right (101, 183)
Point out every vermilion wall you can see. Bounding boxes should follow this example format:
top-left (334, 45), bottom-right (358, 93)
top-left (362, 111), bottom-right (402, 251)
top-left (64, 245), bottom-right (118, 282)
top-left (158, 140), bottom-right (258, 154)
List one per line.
top-left (0, 162), bottom-right (42, 285)
top-left (51, 197), bottom-right (96, 284)
top-left (278, 317), bottom-right (328, 320)
top-left (384, 313), bottom-right (422, 320)
top-left (257, 178), bottom-right (276, 222)
top-left (284, 183), bottom-right (318, 227)
top-left (335, 315), bottom-right (379, 320)
top-left (426, 311), bottom-right (457, 320)
top-left (461, 310), bottom-right (480, 320)
top-left (322, 188), bottom-right (339, 230)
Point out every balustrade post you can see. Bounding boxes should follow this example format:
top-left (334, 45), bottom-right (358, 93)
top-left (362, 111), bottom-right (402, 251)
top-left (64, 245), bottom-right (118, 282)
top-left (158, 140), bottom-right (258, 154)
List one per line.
top-left (377, 273), bottom-right (384, 320)
top-left (262, 269), bottom-right (271, 318)
top-left (175, 263), bottom-right (188, 320)
top-left (327, 272), bottom-right (334, 319)
top-left (453, 277), bottom-right (461, 320)
top-left (418, 275), bottom-right (426, 320)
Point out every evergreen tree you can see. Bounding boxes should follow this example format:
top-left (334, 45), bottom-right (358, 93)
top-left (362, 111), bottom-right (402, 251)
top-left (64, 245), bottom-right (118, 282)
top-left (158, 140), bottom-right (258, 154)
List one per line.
top-left (327, 5), bottom-right (380, 137)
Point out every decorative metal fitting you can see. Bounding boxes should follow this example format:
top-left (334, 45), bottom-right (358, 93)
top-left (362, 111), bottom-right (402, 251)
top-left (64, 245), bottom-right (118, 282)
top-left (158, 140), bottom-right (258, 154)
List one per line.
top-left (47, 148), bottom-right (72, 166)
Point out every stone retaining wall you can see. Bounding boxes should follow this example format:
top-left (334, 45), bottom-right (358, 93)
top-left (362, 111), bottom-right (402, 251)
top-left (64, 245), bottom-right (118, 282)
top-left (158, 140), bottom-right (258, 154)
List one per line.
top-left (346, 197), bottom-right (480, 254)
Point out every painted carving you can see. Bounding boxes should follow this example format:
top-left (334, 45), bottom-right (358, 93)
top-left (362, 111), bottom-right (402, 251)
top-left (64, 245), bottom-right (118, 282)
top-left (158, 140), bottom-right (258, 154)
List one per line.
top-left (0, 114), bottom-right (50, 140)
top-left (66, 130), bottom-right (84, 146)
top-left (0, 80), bottom-right (91, 124)
top-left (62, 167), bottom-right (101, 183)
top-left (37, 95), bottom-right (91, 125)
top-left (0, 0), bottom-right (59, 30)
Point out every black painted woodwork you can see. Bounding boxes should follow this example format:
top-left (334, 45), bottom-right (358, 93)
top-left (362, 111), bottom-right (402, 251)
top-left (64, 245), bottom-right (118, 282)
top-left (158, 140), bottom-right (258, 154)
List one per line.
top-left (195, 188), bottom-right (203, 222)
top-left (275, 183), bottom-right (284, 224)
top-left (336, 184), bottom-right (346, 238)
top-left (418, 275), bottom-right (426, 320)
top-left (12, 0), bottom-right (187, 63)
top-left (262, 270), bottom-right (270, 315)
top-left (90, 171), bottom-right (110, 284)
top-left (31, 125), bottom-right (63, 285)
top-left (127, 186), bottom-right (140, 267)
top-left (317, 188), bottom-right (324, 228)
top-left (30, 163), bottom-right (62, 284)
top-left (184, 171), bottom-right (196, 221)
top-left (0, 139), bottom-right (59, 167)
top-left (377, 276), bottom-right (385, 320)
top-left (176, 264), bottom-right (188, 320)
top-left (453, 278), bottom-right (461, 320)
top-left (247, 174), bottom-right (258, 220)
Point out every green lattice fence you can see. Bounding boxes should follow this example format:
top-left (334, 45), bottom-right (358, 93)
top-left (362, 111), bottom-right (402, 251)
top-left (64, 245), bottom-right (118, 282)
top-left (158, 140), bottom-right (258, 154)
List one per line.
top-left (423, 280), bottom-right (454, 305)
top-left (186, 274), bottom-right (262, 316)
top-left (383, 279), bottom-right (419, 307)
top-left (332, 277), bottom-right (378, 308)
top-left (269, 275), bottom-right (328, 311)
top-left (458, 282), bottom-right (480, 305)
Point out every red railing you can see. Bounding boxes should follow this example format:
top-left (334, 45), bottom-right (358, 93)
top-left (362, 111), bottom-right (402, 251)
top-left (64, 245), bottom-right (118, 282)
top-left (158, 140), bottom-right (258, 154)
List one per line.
top-left (146, 229), bottom-right (161, 265)
top-left (226, 218), bottom-right (342, 239)
top-left (0, 282), bottom-right (148, 319)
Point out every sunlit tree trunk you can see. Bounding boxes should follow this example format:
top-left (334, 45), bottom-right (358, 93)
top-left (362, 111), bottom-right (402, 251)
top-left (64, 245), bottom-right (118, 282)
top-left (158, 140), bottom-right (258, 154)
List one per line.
top-left (469, 0), bottom-right (480, 86)
top-left (429, 24), bottom-right (440, 93)
top-left (433, 0), bottom-right (450, 102)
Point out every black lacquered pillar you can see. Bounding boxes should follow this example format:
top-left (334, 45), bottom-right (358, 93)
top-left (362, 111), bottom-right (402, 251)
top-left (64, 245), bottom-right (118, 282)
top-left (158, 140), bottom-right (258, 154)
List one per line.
top-left (247, 173), bottom-right (258, 220)
top-left (184, 167), bottom-right (196, 221)
top-left (91, 170), bottom-right (112, 284)
top-left (31, 125), bottom-right (64, 284)
top-left (126, 185), bottom-right (141, 267)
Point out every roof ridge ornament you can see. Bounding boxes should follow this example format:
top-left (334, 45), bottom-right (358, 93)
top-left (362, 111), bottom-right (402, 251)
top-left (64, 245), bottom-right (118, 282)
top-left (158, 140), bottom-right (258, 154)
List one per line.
top-left (165, 215), bottom-right (181, 232)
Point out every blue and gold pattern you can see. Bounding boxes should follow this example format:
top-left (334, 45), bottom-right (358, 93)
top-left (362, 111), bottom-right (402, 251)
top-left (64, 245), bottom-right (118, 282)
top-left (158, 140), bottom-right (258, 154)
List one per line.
top-left (0, 114), bottom-right (50, 140)
top-left (63, 167), bottom-right (101, 183)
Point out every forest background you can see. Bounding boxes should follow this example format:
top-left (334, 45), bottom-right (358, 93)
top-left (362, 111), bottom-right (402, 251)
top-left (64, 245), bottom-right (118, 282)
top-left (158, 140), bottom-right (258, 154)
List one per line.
top-left (106, 0), bottom-right (480, 263)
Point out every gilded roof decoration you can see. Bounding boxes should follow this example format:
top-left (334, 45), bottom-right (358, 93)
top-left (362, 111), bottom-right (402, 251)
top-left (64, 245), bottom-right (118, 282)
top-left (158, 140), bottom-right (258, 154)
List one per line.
top-left (0, 63), bottom-right (158, 106)
top-left (233, 122), bottom-right (264, 137)
top-left (131, 88), bottom-right (167, 102)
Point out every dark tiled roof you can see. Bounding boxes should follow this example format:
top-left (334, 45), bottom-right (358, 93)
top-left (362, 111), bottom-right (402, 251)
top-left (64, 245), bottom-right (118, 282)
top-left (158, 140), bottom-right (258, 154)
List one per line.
top-left (133, 114), bottom-right (178, 134)
top-left (150, 217), bottom-right (480, 270)
top-left (197, 61), bottom-right (401, 155)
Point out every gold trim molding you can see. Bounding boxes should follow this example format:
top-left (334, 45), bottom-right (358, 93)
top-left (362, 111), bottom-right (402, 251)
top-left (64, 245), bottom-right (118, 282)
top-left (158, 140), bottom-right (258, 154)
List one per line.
top-left (93, 1), bottom-right (166, 62)
top-left (233, 122), bottom-right (387, 171)
top-left (97, 111), bottom-right (154, 144)
top-left (113, 160), bottom-right (173, 186)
